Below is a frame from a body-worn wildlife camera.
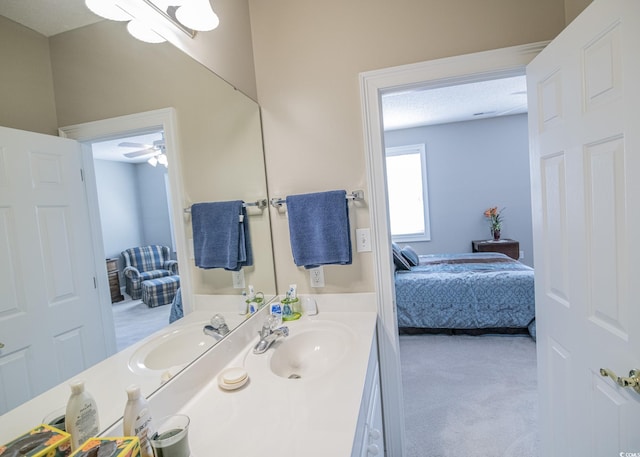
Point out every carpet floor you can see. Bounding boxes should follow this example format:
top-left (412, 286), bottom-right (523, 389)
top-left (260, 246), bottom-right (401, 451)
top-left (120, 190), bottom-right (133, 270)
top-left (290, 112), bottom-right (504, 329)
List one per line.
top-left (111, 296), bottom-right (172, 351)
top-left (400, 333), bottom-right (538, 457)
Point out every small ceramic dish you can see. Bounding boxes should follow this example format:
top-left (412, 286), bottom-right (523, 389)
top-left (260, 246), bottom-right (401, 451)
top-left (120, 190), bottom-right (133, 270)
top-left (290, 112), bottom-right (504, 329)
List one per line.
top-left (218, 367), bottom-right (249, 391)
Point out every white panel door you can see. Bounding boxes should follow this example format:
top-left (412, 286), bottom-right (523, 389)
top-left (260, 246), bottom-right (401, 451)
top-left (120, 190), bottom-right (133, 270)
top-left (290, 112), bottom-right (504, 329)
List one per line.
top-left (0, 126), bottom-right (107, 414)
top-left (527, 0), bottom-right (640, 454)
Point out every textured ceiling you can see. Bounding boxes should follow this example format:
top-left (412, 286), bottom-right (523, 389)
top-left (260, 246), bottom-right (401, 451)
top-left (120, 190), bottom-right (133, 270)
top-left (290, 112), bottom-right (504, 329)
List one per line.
top-left (382, 75), bottom-right (528, 131)
top-left (0, 0), bottom-right (102, 37)
top-left (91, 131), bottom-right (164, 163)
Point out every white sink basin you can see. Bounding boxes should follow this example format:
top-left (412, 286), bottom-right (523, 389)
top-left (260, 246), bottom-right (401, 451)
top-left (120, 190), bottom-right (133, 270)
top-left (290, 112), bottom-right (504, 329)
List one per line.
top-left (129, 322), bottom-right (222, 374)
top-left (269, 322), bottom-right (354, 380)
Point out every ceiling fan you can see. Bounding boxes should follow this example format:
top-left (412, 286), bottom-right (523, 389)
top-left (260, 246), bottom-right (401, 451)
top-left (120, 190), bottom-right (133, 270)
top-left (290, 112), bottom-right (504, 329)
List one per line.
top-left (119, 138), bottom-right (165, 159)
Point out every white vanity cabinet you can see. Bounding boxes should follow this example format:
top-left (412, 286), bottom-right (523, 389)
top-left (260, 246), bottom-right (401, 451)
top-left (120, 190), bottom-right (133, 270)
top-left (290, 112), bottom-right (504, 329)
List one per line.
top-left (352, 335), bottom-right (384, 457)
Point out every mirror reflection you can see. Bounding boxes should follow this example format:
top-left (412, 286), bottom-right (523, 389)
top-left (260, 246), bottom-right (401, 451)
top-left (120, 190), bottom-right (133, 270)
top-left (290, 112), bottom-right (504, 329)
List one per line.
top-left (0, 5), bottom-right (275, 439)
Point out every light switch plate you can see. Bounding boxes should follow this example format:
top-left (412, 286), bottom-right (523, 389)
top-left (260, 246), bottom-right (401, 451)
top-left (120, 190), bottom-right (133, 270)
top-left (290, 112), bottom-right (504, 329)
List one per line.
top-left (356, 228), bottom-right (372, 252)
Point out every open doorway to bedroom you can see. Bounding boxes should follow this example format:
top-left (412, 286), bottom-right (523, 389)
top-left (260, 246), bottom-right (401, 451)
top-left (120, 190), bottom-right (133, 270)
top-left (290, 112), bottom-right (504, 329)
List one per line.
top-left (90, 129), bottom-right (178, 351)
top-left (359, 42), bottom-right (546, 457)
top-left (381, 75), bottom-right (538, 456)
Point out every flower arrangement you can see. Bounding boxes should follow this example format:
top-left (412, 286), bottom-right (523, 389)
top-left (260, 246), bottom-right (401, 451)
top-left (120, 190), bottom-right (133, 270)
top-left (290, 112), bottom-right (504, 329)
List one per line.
top-left (484, 206), bottom-right (505, 239)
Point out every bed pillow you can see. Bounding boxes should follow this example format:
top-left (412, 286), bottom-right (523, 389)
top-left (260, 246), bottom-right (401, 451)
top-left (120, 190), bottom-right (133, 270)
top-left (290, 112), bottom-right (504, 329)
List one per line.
top-left (392, 243), bottom-right (411, 270)
top-left (401, 245), bottom-right (419, 267)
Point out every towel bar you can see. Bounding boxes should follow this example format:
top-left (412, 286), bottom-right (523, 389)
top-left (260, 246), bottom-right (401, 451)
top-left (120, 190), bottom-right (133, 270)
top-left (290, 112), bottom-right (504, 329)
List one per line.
top-left (270, 190), bottom-right (364, 208)
top-left (184, 198), bottom-right (268, 214)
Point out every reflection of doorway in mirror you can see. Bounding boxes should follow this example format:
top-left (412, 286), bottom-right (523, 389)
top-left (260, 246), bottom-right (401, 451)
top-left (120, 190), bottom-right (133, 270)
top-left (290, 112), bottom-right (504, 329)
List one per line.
top-left (91, 129), bottom-right (177, 351)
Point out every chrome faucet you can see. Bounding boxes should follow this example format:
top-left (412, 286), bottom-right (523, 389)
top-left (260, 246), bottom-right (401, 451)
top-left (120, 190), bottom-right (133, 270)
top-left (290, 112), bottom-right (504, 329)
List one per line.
top-left (203, 313), bottom-right (230, 338)
top-left (253, 317), bottom-right (289, 354)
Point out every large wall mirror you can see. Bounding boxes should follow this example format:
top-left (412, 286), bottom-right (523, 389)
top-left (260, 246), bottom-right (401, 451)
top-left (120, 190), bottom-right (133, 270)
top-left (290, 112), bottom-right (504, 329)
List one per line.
top-left (0, 4), bottom-right (275, 439)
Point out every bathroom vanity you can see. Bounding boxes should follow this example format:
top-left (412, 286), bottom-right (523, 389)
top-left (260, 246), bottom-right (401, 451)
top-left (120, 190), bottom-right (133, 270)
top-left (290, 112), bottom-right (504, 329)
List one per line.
top-left (106, 293), bottom-right (381, 456)
top-left (1, 294), bottom-right (383, 457)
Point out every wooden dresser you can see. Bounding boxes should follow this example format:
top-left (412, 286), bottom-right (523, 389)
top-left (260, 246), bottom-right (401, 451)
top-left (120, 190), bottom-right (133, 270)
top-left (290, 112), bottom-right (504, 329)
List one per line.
top-left (106, 258), bottom-right (124, 303)
top-left (472, 239), bottom-right (520, 260)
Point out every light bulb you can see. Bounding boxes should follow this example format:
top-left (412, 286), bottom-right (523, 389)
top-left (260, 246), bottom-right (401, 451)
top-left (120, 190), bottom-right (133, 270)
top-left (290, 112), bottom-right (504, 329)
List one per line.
top-left (157, 154), bottom-right (168, 167)
top-left (85, 0), bottom-right (131, 21)
top-left (147, 156), bottom-right (158, 167)
top-left (127, 19), bottom-right (166, 44)
top-left (176, 0), bottom-right (219, 32)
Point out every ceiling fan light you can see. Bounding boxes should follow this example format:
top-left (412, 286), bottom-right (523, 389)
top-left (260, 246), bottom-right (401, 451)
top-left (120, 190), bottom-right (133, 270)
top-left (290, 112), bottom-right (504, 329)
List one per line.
top-left (85, 0), bottom-right (131, 21)
top-left (127, 19), bottom-right (166, 44)
top-left (147, 156), bottom-right (158, 167)
top-left (175, 1), bottom-right (219, 32)
top-left (157, 154), bottom-right (168, 167)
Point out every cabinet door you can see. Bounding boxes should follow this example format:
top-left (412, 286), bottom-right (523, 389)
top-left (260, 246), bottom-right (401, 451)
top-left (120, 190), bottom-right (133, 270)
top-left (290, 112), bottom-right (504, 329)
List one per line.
top-left (360, 361), bottom-right (383, 457)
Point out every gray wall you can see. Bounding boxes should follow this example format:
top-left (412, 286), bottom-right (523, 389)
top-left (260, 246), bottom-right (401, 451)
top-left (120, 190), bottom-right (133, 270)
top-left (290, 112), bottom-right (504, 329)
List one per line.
top-left (94, 160), bottom-right (173, 272)
top-left (384, 113), bottom-right (534, 267)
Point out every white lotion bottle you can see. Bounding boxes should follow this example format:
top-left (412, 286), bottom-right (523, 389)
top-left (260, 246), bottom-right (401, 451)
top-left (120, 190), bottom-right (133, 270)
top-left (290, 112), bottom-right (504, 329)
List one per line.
top-left (123, 384), bottom-right (155, 457)
top-left (65, 379), bottom-right (100, 451)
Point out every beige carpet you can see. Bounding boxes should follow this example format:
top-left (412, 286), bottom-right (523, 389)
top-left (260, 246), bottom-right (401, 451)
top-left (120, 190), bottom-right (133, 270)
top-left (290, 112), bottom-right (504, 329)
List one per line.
top-left (400, 333), bottom-right (538, 457)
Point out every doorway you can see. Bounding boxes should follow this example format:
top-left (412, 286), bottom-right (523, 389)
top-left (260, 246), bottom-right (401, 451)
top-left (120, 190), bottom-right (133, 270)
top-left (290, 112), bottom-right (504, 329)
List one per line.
top-left (359, 42), bottom-right (548, 456)
top-left (59, 107), bottom-right (192, 356)
top-left (89, 129), bottom-right (177, 350)
top-left (382, 77), bottom-right (537, 455)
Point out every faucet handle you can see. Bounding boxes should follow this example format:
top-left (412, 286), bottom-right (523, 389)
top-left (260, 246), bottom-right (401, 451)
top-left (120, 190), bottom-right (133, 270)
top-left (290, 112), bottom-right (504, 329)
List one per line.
top-left (210, 313), bottom-right (227, 329)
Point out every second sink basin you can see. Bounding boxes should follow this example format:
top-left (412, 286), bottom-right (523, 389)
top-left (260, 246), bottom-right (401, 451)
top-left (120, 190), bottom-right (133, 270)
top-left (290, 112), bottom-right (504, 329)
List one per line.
top-left (129, 322), bottom-right (222, 374)
top-left (269, 322), bottom-right (354, 380)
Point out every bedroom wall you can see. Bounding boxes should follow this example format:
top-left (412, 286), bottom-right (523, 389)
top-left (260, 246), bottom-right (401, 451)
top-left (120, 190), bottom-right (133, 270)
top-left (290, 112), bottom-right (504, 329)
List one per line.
top-left (94, 159), bottom-right (174, 277)
top-left (136, 163), bottom-right (173, 254)
top-left (249, 0), bottom-right (569, 293)
top-left (94, 160), bottom-right (143, 260)
top-left (384, 114), bottom-right (534, 268)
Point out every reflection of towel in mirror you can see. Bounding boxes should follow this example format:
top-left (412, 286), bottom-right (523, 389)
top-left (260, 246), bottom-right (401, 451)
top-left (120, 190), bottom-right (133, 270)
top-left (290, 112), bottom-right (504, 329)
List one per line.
top-left (286, 190), bottom-right (352, 269)
top-left (169, 288), bottom-right (183, 323)
top-left (191, 201), bottom-right (253, 271)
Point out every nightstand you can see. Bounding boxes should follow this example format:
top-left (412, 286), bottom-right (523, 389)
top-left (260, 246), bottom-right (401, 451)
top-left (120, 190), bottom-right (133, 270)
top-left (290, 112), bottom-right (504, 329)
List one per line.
top-left (472, 239), bottom-right (520, 260)
top-left (106, 258), bottom-right (124, 303)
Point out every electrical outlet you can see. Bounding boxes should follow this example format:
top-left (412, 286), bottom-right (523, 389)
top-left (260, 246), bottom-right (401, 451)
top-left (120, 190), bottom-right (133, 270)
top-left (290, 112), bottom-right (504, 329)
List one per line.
top-left (310, 266), bottom-right (325, 288)
top-left (519, 250), bottom-right (524, 260)
top-left (232, 270), bottom-right (245, 289)
top-left (356, 228), bottom-right (372, 252)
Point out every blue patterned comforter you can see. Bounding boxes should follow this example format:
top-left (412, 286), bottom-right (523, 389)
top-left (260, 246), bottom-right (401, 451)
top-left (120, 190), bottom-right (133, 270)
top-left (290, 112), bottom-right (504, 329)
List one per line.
top-left (395, 252), bottom-right (535, 333)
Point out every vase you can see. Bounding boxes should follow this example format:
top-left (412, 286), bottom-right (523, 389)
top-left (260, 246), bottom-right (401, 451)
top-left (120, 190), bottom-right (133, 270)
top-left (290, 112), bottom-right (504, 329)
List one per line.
top-left (492, 229), bottom-right (501, 241)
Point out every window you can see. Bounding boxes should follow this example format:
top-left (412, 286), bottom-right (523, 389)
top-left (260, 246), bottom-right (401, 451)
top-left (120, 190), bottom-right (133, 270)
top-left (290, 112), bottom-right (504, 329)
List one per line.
top-left (385, 144), bottom-right (431, 242)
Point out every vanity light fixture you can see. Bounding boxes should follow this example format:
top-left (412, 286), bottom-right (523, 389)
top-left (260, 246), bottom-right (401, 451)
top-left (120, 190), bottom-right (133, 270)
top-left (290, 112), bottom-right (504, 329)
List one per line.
top-left (85, 0), bottom-right (219, 44)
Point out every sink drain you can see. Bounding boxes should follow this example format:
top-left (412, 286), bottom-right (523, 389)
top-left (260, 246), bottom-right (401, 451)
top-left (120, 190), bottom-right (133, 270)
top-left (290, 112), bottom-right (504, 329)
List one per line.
top-left (288, 373), bottom-right (302, 379)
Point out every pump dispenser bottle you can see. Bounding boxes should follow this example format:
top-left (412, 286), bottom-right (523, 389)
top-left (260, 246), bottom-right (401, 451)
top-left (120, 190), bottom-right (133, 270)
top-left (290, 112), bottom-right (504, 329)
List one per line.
top-left (65, 379), bottom-right (100, 451)
top-left (123, 384), bottom-right (155, 457)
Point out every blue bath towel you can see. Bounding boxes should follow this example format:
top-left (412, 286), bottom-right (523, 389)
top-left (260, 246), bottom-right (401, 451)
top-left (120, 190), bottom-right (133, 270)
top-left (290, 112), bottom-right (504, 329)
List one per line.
top-left (191, 201), bottom-right (253, 271)
top-left (169, 288), bottom-right (183, 323)
top-left (286, 190), bottom-right (352, 269)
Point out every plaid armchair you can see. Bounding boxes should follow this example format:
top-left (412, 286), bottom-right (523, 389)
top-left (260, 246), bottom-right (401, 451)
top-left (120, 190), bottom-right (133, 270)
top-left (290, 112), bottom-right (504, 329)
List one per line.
top-left (121, 245), bottom-right (178, 299)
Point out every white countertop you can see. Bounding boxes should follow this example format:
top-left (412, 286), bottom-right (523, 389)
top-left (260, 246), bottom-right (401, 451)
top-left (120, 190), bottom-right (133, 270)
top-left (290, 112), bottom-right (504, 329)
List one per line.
top-left (0, 301), bottom-right (248, 443)
top-left (107, 293), bottom-right (379, 457)
top-left (184, 312), bottom-right (377, 457)
top-left (3, 293), bottom-right (378, 457)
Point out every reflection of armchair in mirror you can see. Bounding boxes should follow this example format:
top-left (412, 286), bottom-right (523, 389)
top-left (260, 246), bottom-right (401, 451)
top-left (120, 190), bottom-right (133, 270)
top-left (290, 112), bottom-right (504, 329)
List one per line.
top-left (122, 245), bottom-right (179, 304)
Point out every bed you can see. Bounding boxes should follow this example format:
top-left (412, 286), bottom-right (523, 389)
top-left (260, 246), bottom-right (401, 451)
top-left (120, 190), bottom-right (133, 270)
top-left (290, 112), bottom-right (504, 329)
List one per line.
top-left (393, 249), bottom-right (536, 339)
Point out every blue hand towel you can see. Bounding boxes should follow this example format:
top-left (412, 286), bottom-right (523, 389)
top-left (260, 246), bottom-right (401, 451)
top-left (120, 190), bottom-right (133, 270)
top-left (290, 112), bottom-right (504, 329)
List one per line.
top-left (286, 190), bottom-right (352, 269)
top-left (191, 201), bottom-right (253, 271)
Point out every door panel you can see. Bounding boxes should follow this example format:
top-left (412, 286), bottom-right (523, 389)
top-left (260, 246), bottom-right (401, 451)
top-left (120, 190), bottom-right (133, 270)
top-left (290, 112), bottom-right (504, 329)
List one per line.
top-left (528, 0), bottom-right (640, 454)
top-left (0, 126), bottom-right (107, 414)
